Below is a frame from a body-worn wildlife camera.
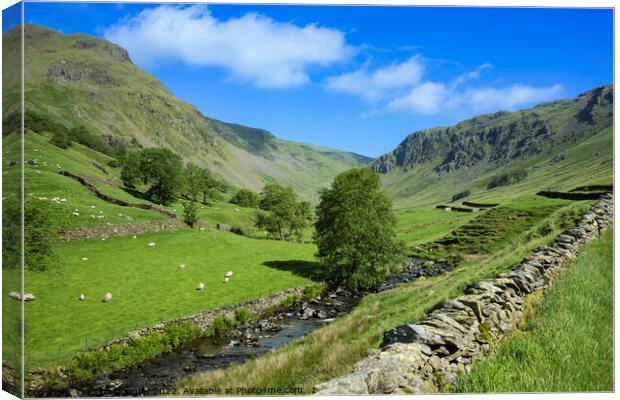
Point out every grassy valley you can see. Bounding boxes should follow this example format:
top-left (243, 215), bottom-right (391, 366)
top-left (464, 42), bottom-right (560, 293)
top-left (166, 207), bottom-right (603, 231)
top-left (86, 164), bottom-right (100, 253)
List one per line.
top-left (1, 20), bottom-right (613, 398)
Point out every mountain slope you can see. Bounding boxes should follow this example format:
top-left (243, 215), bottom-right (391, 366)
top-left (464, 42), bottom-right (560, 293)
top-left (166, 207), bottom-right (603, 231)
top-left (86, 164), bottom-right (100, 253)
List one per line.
top-left (373, 85), bottom-right (613, 208)
top-left (3, 25), bottom-right (371, 202)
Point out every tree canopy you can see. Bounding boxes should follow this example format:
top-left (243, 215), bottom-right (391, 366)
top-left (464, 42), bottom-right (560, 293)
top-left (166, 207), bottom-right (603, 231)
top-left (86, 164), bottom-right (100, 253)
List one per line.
top-left (255, 183), bottom-right (312, 241)
top-left (314, 168), bottom-right (404, 291)
top-left (120, 148), bottom-right (183, 205)
top-left (230, 189), bottom-right (260, 208)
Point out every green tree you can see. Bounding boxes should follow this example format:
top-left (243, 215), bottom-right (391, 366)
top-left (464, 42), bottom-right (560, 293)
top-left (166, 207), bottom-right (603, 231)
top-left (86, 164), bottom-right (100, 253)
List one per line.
top-left (230, 189), bottom-right (260, 208)
top-left (183, 201), bottom-right (199, 227)
top-left (183, 163), bottom-right (204, 201)
top-left (120, 148), bottom-right (183, 205)
top-left (256, 183), bottom-right (311, 241)
top-left (199, 168), bottom-right (218, 203)
top-left (49, 130), bottom-right (72, 149)
top-left (314, 168), bottom-right (404, 291)
top-left (3, 198), bottom-right (57, 272)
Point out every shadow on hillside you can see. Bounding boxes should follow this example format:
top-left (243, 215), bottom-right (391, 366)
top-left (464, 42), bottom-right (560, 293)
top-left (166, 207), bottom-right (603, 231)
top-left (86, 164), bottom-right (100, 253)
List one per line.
top-left (262, 260), bottom-right (327, 281)
top-left (121, 187), bottom-right (150, 201)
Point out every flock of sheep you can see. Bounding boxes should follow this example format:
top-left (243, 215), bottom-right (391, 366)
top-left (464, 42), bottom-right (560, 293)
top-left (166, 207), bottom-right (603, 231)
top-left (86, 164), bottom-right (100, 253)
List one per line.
top-left (78, 241), bottom-right (234, 303)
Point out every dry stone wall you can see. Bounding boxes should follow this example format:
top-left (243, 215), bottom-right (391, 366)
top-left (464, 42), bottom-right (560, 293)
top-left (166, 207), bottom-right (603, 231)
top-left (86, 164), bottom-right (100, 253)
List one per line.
top-left (314, 193), bottom-right (613, 394)
top-left (57, 220), bottom-right (185, 241)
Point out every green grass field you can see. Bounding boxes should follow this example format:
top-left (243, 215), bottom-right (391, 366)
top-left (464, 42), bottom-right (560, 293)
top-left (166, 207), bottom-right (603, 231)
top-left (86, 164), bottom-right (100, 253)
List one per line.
top-left (455, 229), bottom-right (613, 393)
top-left (4, 229), bottom-right (318, 369)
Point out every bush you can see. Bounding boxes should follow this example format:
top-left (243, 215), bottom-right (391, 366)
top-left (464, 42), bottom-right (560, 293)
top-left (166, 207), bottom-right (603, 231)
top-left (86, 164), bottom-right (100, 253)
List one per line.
top-left (206, 316), bottom-right (237, 337)
top-left (487, 169), bottom-right (528, 189)
top-left (315, 168), bottom-right (405, 291)
top-left (107, 159), bottom-right (120, 168)
top-left (66, 322), bottom-right (201, 383)
top-left (280, 294), bottom-right (300, 309)
top-left (256, 184), bottom-right (312, 241)
top-left (303, 283), bottom-right (323, 300)
top-left (2, 198), bottom-right (57, 271)
top-left (451, 189), bottom-right (471, 202)
top-left (49, 130), bottom-right (72, 149)
top-left (234, 307), bottom-right (254, 324)
top-left (183, 201), bottom-right (199, 227)
top-left (230, 189), bottom-right (260, 208)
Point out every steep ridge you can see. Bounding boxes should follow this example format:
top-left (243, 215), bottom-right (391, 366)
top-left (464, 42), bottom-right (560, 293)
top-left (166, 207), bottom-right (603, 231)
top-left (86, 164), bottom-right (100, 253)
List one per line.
top-left (2, 25), bottom-right (371, 202)
top-left (373, 85), bottom-right (613, 208)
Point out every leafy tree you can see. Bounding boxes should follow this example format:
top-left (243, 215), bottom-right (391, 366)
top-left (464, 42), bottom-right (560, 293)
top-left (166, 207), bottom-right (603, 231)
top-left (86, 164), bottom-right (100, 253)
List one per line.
top-left (451, 189), bottom-right (471, 202)
top-left (3, 198), bottom-right (57, 272)
top-left (255, 183), bottom-right (312, 241)
top-left (50, 130), bottom-right (72, 149)
top-left (199, 168), bottom-right (219, 203)
top-left (120, 148), bottom-right (183, 205)
top-left (314, 168), bottom-right (404, 291)
top-left (230, 189), bottom-right (260, 208)
top-left (183, 201), bottom-right (199, 227)
top-left (183, 163), bottom-right (204, 201)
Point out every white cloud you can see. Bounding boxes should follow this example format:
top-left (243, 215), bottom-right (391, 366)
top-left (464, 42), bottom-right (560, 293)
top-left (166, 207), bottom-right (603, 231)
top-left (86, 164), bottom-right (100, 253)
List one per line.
top-left (332, 58), bottom-right (563, 116)
top-left (389, 82), bottom-right (563, 115)
top-left (104, 5), bottom-right (354, 88)
top-left (387, 82), bottom-right (447, 115)
top-left (325, 55), bottom-right (424, 100)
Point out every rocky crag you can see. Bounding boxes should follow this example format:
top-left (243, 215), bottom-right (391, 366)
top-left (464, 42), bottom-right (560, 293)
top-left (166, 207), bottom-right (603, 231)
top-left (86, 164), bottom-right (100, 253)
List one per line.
top-left (314, 193), bottom-right (613, 394)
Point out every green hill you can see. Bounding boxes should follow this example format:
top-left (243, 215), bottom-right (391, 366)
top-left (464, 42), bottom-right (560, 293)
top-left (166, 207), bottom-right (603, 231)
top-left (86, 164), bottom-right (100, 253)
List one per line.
top-left (2, 24), bottom-right (371, 202)
top-left (373, 85), bottom-right (613, 208)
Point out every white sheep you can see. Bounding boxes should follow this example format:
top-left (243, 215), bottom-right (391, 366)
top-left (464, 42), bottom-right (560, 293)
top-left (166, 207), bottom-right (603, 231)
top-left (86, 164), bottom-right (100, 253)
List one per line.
top-left (102, 292), bottom-right (112, 302)
top-left (79, 294), bottom-right (85, 301)
top-left (72, 212), bottom-right (80, 217)
top-left (60, 198), bottom-right (67, 202)
top-left (225, 271), bottom-right (233, 278)
top-left (197, 282), bottom-right (205, 290)
top-left (90, 205), bottom-right (96, 209)
top-left (179, 264), bottom-right (185, 270)
top-left (81, 257), bottom-right (88, 261)
top-left (132, 235), bottom-right (137, 239)
top-left (147, 242), bottom-right (156, 247)
top-left (223, 277), bottom-right (229, 283)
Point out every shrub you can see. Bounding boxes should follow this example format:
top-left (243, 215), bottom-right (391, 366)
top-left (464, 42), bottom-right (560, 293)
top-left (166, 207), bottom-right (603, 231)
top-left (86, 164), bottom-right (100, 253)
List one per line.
top-left (280, 294), bottom-right (300, 309)
top-left (487, 169), bottom-right (528, 189)
top-left (234, 307), bottom-right (254, 324)
top-left (230, 189), bottom-right (260, 208)
top-left (66, 322), bottom-right (201, 383)
top-left (451, 189), bottom-right (471, 202)
top-left (49, 130), bottom-right (72, 149)
top-left (303, 283), bottom-right (323, 300)
top-left (183, 201), bottom-right (199, 227)
top-left (256, 184), bottom-right (312, 241)
top-left (3, 198), bottom-right (57, 271)
top-left (206, 316), bottom-right (236, 337)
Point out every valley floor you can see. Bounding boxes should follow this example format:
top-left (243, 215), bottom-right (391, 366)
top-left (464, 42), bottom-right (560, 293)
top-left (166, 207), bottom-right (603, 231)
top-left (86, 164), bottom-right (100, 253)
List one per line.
top-left (454, 229), bottom-right (613, 393)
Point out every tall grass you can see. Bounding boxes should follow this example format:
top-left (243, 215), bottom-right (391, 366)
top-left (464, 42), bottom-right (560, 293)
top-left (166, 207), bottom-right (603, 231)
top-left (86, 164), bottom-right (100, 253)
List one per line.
top-left (455, 229), bottom-right (613, 393)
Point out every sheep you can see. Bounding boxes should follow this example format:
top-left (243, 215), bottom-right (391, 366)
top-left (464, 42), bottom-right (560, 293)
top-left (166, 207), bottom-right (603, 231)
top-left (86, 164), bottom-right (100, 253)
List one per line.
top-left (225, 271), bottom-right (233, 278)
top-left (132, 235), bottom-right (137, 239)
top-left (102, 292), bottom-right (112, 303)
top-left (196, 282), bottom-right (205, 291)
top-left (72, 212), bottom-right (80, 217)
top-left (90, 205), bottom-right (96, 209)
top-left (81, 257), bottom-right (88, 261)
top-left (179, 264), bottom-right (185, 270)
top-left (223, 277), bottom-right (229, 283)
top-left (60, 198), bottom-right (67, 202)
top-left (79, 294), bottom-right (85, 301)
top-left (147, 242), bottom-right (156, 247)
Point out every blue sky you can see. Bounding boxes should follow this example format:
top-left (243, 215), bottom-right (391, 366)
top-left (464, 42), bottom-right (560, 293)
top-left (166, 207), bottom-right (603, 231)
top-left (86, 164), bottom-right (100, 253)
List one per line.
top-left (5, 3), bottom-right (614, 157)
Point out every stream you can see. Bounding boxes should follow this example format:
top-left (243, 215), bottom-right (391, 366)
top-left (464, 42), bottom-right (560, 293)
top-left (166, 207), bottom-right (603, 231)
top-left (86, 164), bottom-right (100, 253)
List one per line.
top-left (79, 258), bottom-right (454, 397)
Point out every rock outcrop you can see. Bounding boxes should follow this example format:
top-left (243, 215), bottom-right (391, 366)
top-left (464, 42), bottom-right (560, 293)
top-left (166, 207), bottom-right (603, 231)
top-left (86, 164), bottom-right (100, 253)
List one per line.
top-left (314, 193), bottom-right (613, 394)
